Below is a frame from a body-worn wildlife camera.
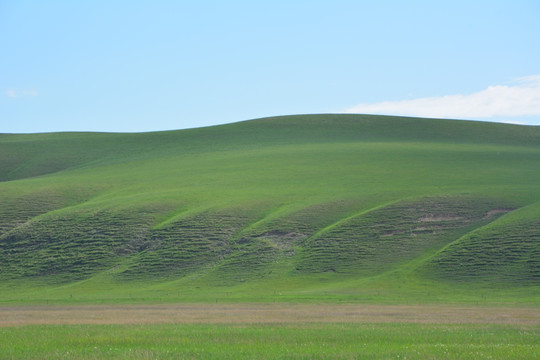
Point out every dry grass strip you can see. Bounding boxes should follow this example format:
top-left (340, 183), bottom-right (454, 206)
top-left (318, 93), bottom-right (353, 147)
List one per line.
top-left (1, 303), bottom-right (538, 327)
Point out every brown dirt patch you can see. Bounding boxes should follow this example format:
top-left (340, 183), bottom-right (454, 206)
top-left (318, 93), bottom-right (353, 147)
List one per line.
top-left (483, 208), bottom-right (513, 219)
top-left (417, 215), bottom-right (463, 222)
top-left (0, 303), bottom-right (538, 327)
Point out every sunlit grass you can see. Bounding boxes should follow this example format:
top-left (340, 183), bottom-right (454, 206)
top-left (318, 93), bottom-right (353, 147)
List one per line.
top-left (1, 114), bottom-right (540, 303)
top-left (0, 323), bottom-right (537, 359)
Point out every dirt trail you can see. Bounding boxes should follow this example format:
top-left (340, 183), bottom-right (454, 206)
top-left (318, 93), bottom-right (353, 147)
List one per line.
top-left (0, 303), bottom-right (538, 327)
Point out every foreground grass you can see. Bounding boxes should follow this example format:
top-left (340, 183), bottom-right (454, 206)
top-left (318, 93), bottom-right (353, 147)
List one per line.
top-left (0, 323), bottom-right (537, 359)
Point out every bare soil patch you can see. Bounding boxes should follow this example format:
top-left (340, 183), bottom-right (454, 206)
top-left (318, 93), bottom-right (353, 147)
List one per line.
top-left (0, 303), bottom-right (538, 327)
top-left (483, 208), bottom-right (513, 219)
top-left (417, 215), bottom-right (463, 222)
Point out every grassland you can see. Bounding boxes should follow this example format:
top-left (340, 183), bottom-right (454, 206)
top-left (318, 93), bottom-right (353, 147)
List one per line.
top-left (0, 304), bottom-right (538, 359)
top-left (1, 322), bottom-right (538, 359)
top-left (2, 114), bottom-right (539, 359)
top-left (0, 114), bottom-right (539, 303)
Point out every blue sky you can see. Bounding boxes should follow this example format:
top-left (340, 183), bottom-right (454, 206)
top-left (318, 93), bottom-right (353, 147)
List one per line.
top-left (1, 0), bottom-right (540, 133)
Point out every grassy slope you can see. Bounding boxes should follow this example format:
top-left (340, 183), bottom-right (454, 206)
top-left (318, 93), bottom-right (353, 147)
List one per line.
top-left (0, 114), bottom-right (539, 304)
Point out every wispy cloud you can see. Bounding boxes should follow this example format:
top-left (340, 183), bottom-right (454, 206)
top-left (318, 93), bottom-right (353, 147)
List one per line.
top-left (344, 75), bottom-right (540, 120)
top-left (5, 89), bottom-right (38, 98)
top-left (6, 89), bottom-right (18, 98)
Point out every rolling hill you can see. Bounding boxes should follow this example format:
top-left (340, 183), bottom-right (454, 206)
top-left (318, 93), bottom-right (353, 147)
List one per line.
top-left (1, 114), bottom-right (539, 303)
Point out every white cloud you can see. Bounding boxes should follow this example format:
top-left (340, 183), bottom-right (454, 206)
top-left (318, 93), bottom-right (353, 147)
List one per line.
top-left (6, 89), bottom-right (18, 98)
top-left (5, 89), bottom-right (38, 98)
top-left (344, 75), bottom-right (540, 120)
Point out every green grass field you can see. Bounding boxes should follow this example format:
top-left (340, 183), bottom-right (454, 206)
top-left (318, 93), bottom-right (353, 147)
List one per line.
top-left (0, 114), bottom-right (539, 303)
top-left (1, 114), bottom-right (539, 359)
top-left (1, 323), bottom-right (538, 359)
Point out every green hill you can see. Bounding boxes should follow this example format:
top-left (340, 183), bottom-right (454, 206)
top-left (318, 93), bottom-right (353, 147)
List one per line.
top-left (1, 114), bottom-right (539, 304)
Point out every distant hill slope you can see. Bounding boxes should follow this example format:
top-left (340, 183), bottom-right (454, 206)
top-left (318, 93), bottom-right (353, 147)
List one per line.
top-left (1, 114), bottom-right (539, 301)
top-left (2, 114), bottom-right (539, 182)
